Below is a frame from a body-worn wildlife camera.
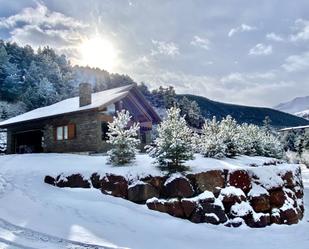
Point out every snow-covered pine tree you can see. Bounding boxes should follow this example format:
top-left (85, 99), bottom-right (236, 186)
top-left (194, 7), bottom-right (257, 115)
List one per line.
top-left (261, 132), bottom-right (284, 158)
top-left (107, 110), bottom-right (140, 165)
top-left (238, 123), bottom-right (263, 156)
top-left (219, 115), bottom-right (241, 157)
top-left (199, 116), bottom-right (226, 158)
top-left (147, 107), bottom-right (194, 168)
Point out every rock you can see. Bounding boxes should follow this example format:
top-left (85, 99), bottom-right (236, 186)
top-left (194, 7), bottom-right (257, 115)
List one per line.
top-left (269, 189), bottom-right (286, 208)
top-left (294, 187), bottom-right (304, 199)
top-left (270, 212), bottom-right (281, 224)
top-left (201, 202), bottom-right (228, 224)
top-left (165, 199), bottom-right (185, 218)
top-left (245, 213), bottom-right (270, 228)
top-left (219, 186), bottom-right (246, 212)
top-left (250, 194), bottom-right (271, 213)
top-left (225, 218), bottom-right (243, 227)
top-left (141, 176), bottom-right (167, 195)
top-left (230, 201), bottom-right (253, 220)
top-left (280, 208), bottom-right (299, 225)
top-left (229, 170), bottom-right (251, 193)
top-left (56, 174), bottom-right (90, 188)
top-left (281, 171), bottom-right (295, 188)
top-left (44, 175), bottom-right (55, 186)
top-left (128, 182), bottom-right (159, 203)
top-left (164, 176), bottom-right (194, 198)
top-left (101, 174), bottom-right (128, 198)
top-left (90, 173), bottom-right (101, 189)
top-left (181, 199), bottom-right (198, 218)
top-left (204, 213), bottom-right (220, 225)
top-left (194, 170), bottom-right (225, 193)
top-left (190, 208), bottom-right (205, 223)
top-left (146, 198), bottom-right (168, 213)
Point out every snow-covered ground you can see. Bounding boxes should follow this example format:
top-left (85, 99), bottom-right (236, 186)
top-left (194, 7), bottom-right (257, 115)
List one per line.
top-left (0, 153), bottom-right (308, 249)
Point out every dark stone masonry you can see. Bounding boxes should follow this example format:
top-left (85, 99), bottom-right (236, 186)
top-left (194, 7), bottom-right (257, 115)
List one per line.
top-left (44, 163), bottom-right (304, 228)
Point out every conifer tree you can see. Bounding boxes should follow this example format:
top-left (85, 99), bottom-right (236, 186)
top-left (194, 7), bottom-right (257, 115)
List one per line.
top-left (107, 110), bottom-right (140, 165)
top-left (147, 107), bottom-right (194, 168)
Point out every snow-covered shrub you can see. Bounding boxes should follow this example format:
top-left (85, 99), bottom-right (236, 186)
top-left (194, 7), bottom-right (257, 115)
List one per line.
top-left (238, 123), bottom-right (263, 156)
top-left (0, 101), bottom-right (26, 120)
top-left (261, 133), bottom-right (284, 159)
top-left (147, 107), bottom-right (194, 168)
top-left (219, 115), bottom-right (241, 157)
top-left (107, 110), bottom-right (140, 165)
top-left (199, 115), bottom-right (284, 159)
top-left (199, 117), bottom-right (226, 158)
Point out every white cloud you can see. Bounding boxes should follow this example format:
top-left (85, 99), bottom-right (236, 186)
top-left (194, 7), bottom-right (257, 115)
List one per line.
top-left (228, 24), bottom-right (256, 37)
top-left (0, 2), bottom-right (88, 51)
top-left (282, 51), bottom-right (309, 72)
top-left (190, 35), bottom-right (210, 50)
top-left (249, 43), bottom-right (272, 55)
top-left (290, 19), bottom-right (309, 42)
top-left (151, 40), bottom-right (179, 56)
top-left (266, 32), bottom-right (284, 42)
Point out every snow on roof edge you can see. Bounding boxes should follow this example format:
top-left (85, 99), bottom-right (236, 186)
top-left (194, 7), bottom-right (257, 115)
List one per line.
top-left (0, 84), bottom-right (134, 127)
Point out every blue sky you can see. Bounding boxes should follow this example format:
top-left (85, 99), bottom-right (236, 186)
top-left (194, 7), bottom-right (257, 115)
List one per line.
top-left (0, 0), bottom-right (309, 107)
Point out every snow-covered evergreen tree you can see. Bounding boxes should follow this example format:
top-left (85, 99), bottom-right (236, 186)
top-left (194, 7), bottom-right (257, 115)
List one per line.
top-left (147, 107), bottom-right (194, 168)
top-left (261, 133), bottom-right (284, 158)
top-left (199, 117), bottom-right (226, 158)
top-left (219, 115), bottom-right (241, 157)
top-left (238, 123), bottom-right (263, 156)
top-left (107, 110), bottom-right (140, 165)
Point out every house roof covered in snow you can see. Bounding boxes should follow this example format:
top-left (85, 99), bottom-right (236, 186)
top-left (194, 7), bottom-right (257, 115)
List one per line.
top-left (0, 84), bottom-right (134, 127)
top-left (279, 125), bottom-right (309, 132)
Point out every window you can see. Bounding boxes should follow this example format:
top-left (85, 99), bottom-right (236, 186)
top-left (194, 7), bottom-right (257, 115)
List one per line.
top-left (101, 122), bottom-right (109, 140)
top-left (55, 124), bottom-right (75, 141)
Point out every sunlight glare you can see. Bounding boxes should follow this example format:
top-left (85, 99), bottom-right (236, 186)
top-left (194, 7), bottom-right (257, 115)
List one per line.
top-left (78, 36), bottom-right (118, 72)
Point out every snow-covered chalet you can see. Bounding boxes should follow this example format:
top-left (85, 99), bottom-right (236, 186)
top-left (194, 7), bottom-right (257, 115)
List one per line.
top-left (0, 84), bottom-right (161, 154)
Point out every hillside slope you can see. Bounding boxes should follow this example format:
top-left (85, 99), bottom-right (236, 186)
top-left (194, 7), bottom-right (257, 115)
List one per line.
top-left (181, 94), bottom-right (309, 127)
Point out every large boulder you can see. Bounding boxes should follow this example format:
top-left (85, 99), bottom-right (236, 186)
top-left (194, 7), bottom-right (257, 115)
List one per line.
top-left (219, 186), bottom-right (246, 212)
top-left (101, 174), bottom-right (128, 198)
top-left (280, 208), bottom-right (299, 225)
top-left (128, 181), bottom-right (159, 203)
top-left (248, 184), bottom-right (270, 213)
top-left (281, 171), bottom-right (295, 188)
top-left (201, 201), bottom-right (228, 224)
top-left (245, 213), bottom-right (270, 228)
top-left (141, 176), bottom-right (167, 196)
top-left (193, 170), bottom-right (225, 193)
top-left (56, 174), bottom-right (90, 188)
top-left (181, 199), bottom-right (198, 218)
top-left (44, 175), bottom-right (55, 186)
top-left (229, 170), bottom-right (251, 193)
top-left (164, 176), bottom-right (194, 198)
top-left (90, 172), bottom-right (101, 189)
top-left (146, 198), bottom-right (168, 213)
top-left (146, 198), bottom-right (185, 218)
top-left (269, 189), bottom-right (286, 208)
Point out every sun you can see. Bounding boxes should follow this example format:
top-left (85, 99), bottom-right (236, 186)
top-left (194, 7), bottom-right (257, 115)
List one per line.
top-left (78, 36), bottom-right (118, 72)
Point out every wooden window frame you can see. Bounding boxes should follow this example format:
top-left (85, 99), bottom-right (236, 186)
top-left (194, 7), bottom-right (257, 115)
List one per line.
top-left (54, 124), bottom-right (76, 141)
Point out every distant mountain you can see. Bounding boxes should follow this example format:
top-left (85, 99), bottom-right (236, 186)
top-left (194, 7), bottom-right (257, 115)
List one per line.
top-left (274, 96), bottom-right (309, 114)
top-left (180, 94), bottom-right (309, 128)
top-left (295, 110), bottom-right (309, 120)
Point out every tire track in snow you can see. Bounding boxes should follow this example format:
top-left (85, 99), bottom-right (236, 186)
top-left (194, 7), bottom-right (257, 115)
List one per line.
top-left (0, 217), bottom-right (122, 249)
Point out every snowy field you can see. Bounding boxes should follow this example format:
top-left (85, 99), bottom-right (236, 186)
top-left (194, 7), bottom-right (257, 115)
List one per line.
top-left (0, 153), bottom-right (308, 249)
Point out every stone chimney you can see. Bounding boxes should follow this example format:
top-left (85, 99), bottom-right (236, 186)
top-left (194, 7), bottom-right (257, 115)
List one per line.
top-left (79, 83), bottom-right (92, 107)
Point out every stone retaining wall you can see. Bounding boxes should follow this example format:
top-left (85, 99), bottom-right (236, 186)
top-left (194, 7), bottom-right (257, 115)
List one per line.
top-left (45, 164), bottom-right (304, 228)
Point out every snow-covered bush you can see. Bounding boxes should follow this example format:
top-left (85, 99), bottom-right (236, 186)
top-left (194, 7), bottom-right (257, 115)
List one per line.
top-left (107, 110), bottom-right (140, 165)
top-left (147, 107), bottom-right (194, 168)
top-left (199, 117), bottom-right (226, 158)
top-left (219, 115), bottom-right (241, 157)
top-left (199, 115), bottom-right (283, 159)
top-left (238, 123), bottom-right (263, 156)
